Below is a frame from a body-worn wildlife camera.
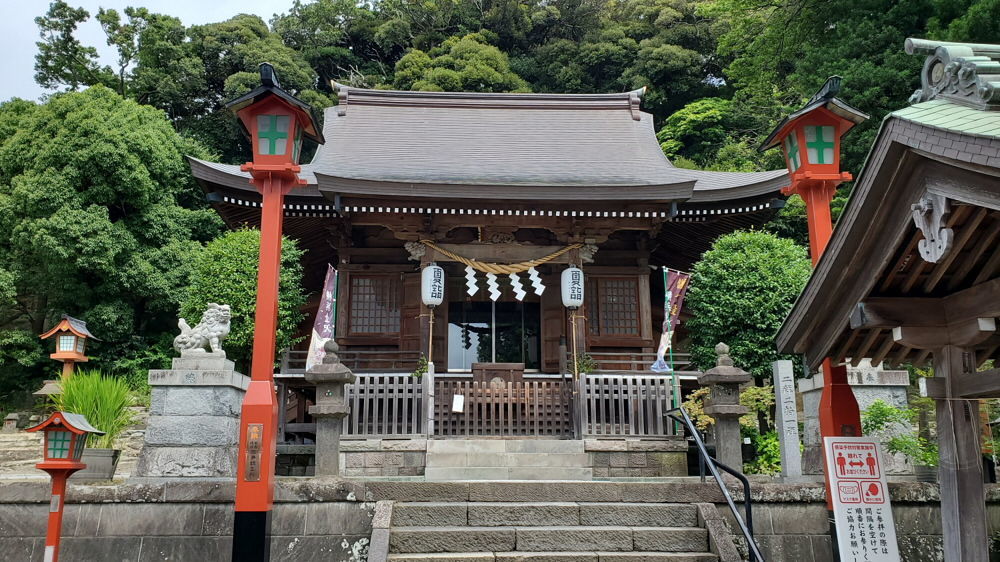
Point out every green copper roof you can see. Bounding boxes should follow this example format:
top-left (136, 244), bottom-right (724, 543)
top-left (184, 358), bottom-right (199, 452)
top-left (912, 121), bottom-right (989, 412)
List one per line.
top-left (892, 99), bottom-right (1000, 138)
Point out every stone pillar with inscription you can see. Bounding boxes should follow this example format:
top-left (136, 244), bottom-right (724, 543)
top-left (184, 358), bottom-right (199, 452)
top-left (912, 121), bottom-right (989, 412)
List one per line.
top-left (773, 360), bottom-right (803, 479)
top-left (305, 340), bottom-right (356, 477)
top-left (698, 343), bottom-right (751, 471)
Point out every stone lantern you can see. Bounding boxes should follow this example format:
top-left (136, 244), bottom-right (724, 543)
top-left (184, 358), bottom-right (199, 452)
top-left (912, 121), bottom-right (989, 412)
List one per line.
top-left (698, 343), bottom-right (751, 470)
top-left (305, 340), bottom-right (356, 476)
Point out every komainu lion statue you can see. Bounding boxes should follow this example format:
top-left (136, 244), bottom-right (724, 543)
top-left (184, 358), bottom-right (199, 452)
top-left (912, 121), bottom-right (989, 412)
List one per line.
top-left (173, 303), bottom-right (232, 355)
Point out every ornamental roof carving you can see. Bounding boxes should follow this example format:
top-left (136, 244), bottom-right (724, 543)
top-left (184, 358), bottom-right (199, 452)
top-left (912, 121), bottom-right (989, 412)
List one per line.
top-left (906, 38), bottom-right (1000, 110)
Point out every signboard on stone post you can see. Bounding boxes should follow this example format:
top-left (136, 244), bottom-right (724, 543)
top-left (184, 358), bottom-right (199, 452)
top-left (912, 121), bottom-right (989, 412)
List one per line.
top-left (824, 437), bottom-right (901, 561)
top-left (773, 360), bottom-right (802, 478)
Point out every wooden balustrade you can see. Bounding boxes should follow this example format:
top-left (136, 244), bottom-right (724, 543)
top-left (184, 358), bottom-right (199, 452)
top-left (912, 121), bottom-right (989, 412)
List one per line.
top-left (280, 349), bottom-right (421, 374)
top-left (344, 373), bottom-right (425, 438)
top-left (579, 374), bottom-right (678, 437)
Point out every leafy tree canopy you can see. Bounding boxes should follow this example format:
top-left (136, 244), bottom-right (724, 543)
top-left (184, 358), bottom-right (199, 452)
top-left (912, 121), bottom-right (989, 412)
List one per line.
top-left (685, 231), bottom-right (812, 381)
top-left (179, 229), bottom-right (308, 371)
top-left (390, 33), bottom-right (530, 92)
top-left (0, 87), bottom-right (222, 390)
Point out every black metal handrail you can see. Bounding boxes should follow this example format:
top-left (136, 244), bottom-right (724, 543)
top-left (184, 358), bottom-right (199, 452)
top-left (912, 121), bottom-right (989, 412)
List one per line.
top-left (666, 406), bottom-right (764, 562)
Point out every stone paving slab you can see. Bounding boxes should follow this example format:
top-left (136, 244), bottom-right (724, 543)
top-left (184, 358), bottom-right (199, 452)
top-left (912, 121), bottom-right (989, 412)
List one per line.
top-left (514, 526), bottom-right (633, 552)
top-left (390, 527), bottom-right (516, 553)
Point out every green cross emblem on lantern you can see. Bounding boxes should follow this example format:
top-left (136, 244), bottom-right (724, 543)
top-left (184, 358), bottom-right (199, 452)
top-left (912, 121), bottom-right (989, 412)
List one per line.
top-left (805, 125), bottom-right (835, 164)
top-left (256, 114), bottom-right (290, 156)
top-left (784, 134), bottom-right (801, 171)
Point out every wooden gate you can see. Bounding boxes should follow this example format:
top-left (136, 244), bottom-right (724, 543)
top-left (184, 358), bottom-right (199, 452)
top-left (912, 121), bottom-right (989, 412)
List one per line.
top-left (433, 379), bottom-right (573, 437)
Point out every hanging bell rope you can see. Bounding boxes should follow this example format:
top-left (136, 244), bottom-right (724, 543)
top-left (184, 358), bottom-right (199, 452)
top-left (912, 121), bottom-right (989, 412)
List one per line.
top-left (419, 240), bottom-right (582, 275)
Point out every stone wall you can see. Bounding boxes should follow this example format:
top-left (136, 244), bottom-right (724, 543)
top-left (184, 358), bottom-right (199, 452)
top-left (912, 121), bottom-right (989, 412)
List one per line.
top-left (0, 480), bottom-right (374, 562)
top-left (585, 438), bottom-right (688, 477)
top-left (342, 439), bottom-right (428, 478)
top-left (722, 482), bottom-right (1000, 562)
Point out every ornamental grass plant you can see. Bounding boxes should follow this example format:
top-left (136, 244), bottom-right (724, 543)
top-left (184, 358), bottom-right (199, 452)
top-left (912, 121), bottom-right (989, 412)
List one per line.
top-left (53, 370), bottom-right (134, 449)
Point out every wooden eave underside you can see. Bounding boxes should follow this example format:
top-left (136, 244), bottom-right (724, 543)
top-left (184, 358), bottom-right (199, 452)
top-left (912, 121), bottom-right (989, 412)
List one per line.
top-left (776, 115), bottom-right (1000, 370)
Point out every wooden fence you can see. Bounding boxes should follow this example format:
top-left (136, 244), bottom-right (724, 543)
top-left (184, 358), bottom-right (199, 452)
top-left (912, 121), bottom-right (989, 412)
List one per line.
top-left (579, 374), bottom-right (678, 437)
top-left (433, 379), bottom-right (573, 437)
top-left (280, 349), bottom-right (421, 374)
top-left (343, 373), bottom-right (425, 438)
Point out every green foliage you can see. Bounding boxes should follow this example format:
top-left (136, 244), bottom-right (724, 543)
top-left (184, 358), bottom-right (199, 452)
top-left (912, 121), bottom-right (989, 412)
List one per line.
top-left (681, 384), bottom-right (774, 431)
top-left (53, 370), bottom-right (134, 449)
top-left (390, 33), bottom-right (530, 92)
top-left (575, 353), bottom-right (598, 375)
top-left (412, 354), bottom-right (429, 378)
top-left (744, 429), bottom-right (782, 475)
top-left (861, 399), bottom-right (938, 467)
top-left (0, 88), bottom-right (221, 390)
top-left (179, 229), bottom-right (308, 371)
top-left (685, 231), bottom-right (812, 380)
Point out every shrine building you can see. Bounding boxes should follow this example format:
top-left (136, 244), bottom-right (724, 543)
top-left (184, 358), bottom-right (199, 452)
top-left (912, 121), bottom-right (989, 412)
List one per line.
top-left (189, 84), bottom-right (790, 449)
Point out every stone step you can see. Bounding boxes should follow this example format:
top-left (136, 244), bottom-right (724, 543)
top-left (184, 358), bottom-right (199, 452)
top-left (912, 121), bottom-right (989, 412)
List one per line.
top-left (388, 526), bottom-right (707, 554)
top-left (388, 553), bottom-right (717, 561)
top-left (392, 503), bottom-right (699, 528)
top-left (425, 453), bottom-right (591, 468)
top-left (424, 467), bottom-right (592, 481)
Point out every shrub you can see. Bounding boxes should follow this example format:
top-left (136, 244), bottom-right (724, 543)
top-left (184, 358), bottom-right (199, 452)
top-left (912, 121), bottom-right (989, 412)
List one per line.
top-left (52, 370), bottom-right (134, 449)
top-left (861, 399), bottom-right (938, 467)
top-left (685, 230), bottom-right (812, 381)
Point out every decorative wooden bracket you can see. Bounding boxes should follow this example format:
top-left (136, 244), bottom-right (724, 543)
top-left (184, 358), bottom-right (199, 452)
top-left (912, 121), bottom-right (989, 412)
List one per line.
top-left (911, 193), bottom-right (953, 263)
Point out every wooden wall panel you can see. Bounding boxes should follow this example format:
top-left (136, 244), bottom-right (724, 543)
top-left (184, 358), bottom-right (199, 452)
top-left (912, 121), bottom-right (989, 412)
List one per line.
top-left (541, 272), bottom-right (565, 372)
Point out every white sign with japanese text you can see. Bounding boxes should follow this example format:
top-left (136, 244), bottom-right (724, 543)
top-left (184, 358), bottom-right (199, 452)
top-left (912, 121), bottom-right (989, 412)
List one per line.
top-left (824, 437), bottom-right (901, 562)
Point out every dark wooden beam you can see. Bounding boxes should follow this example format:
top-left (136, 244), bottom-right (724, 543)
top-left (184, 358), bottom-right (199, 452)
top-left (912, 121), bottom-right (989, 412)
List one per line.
top-left (892, 318), bottom-right (997, 349)
top-left (922, 368), bottom-right (1000, 399)
top-left (852, 277), bottom-right (1000, 330)
top-left (924, 206), bottom-right (989, 293)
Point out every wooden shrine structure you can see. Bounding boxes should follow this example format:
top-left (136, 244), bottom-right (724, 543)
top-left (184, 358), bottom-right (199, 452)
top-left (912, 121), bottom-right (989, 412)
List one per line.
top-left (191, 84), bottom-right (791, 440)
top-left (777, 38), bottom-right (1000, 561)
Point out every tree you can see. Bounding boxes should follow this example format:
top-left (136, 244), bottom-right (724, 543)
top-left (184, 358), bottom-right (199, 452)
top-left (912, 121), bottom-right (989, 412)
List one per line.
top-left (179, 229), bottom-right (308, 371)
top-left (390, 33), bottom-right (530, 92)
top-left (34, 1), bottom-right (113, 92)
top-left (0, 87), bottom-right (222, 387)
top-left (684, 230), bottom-right (812, 381)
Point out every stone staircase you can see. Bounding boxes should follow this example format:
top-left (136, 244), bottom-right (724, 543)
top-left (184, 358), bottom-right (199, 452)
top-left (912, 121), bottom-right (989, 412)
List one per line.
top-left (377, 500), bottom-right (723, 561)
top-left (0, 431), bottom-right (43, 474)
top-left (424, 439), bottom-right (592, 481)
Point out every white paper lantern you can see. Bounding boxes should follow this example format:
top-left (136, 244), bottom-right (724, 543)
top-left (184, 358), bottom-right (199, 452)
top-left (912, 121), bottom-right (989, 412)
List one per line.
top-left (421, 264), bottom-right (445, 307)
top-left (561, 267), bottom-right (584, 309)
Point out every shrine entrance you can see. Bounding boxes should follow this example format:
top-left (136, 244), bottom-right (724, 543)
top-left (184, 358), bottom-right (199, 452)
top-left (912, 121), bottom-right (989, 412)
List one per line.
top-left (446, 296), bottom-right (542, 372)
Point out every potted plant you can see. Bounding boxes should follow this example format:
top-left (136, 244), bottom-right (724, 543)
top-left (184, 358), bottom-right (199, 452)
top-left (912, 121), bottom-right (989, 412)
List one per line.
top-left (53, 370), bottom-right (134, 482)
top-left (861, 399), bottom-right (938, 481)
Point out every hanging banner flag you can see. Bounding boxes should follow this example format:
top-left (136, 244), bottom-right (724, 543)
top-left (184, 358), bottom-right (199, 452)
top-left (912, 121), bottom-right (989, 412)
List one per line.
top-left (651, 269), bottom-right (691, 373)
top-left (305, 265), bottom-right (338, 371)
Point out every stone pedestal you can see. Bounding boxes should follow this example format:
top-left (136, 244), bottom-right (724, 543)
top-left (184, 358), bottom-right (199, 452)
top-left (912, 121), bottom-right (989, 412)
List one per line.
top-left (698, 343), bottom-right (751, 472)
top-left (799, 359), bottom-right (910, 474)
top-left (305, 342), bottom-right (356, 477)
top-left (133, 350), bottom-right (248, 478)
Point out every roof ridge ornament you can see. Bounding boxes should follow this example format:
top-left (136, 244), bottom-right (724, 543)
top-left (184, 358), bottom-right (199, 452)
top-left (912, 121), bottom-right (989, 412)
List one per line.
top-left (906, 38), bottom-right (1000, 109)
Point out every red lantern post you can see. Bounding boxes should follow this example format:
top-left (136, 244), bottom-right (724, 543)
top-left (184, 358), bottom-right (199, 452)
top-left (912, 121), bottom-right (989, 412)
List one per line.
top-left (26, 412), bottom-right (104, 562)
top-left (39, 315), bottom-right (99, 377)
top-left (225, 63), bottom-right (324, 561)
top-left (761, 77), bottom-right (868, 508)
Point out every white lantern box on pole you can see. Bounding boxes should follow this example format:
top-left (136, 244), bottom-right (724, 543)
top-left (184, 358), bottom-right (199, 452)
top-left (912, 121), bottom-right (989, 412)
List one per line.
top-left (421, 264), bottom-right (445, 307)
top-left (561, 267), bottom-right (584, 309)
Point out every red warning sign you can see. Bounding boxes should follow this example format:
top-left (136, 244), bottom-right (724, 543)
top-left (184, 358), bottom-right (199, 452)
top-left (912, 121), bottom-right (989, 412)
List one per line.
top-left (831, 441), bottom-right (881, 479)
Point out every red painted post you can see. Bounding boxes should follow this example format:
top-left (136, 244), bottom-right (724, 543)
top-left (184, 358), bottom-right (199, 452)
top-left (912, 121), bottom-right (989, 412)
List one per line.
top-left (43, 471), bottom-right (71, 562)
top-left (225, 64), bottom-right (322, 561)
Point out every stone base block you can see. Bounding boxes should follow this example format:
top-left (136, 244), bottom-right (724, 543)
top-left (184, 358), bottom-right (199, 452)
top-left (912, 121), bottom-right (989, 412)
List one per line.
top-left (150, 386), bottom-right (244, 417)
top-left (145, 415), bottom-right (240, 447)
top-left (148, 369), bottom-right (249, 389)
top-left (133, 446), bottom-right (238, 478)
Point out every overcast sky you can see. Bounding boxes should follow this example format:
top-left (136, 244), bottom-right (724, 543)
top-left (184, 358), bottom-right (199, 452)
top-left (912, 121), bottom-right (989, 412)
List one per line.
top-left (1, 0), bottom-right (299, 102)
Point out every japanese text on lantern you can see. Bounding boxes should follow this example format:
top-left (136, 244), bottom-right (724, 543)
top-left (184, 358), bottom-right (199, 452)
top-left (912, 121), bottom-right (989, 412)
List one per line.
top-left (568, 270), bottom-right (583, 302)
top-left (825, 437), bottom-right (900, 562)
top-left (430, 268), bottom-right (444, 301)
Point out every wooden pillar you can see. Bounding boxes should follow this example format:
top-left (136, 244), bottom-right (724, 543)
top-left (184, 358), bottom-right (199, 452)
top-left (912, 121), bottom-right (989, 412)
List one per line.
top-left (933, 344), bottom-right (989, 562)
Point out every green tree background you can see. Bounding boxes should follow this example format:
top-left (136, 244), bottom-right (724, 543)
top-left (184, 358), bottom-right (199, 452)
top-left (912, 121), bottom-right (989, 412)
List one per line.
top-left (179, 229), bottom-right (308, 372)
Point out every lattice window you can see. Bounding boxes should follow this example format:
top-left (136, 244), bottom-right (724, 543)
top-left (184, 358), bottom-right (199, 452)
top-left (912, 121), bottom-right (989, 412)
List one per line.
top-left (348, 275), bottom-right (401, 335)
top-left (587, 277), bottom-right (640, 337)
